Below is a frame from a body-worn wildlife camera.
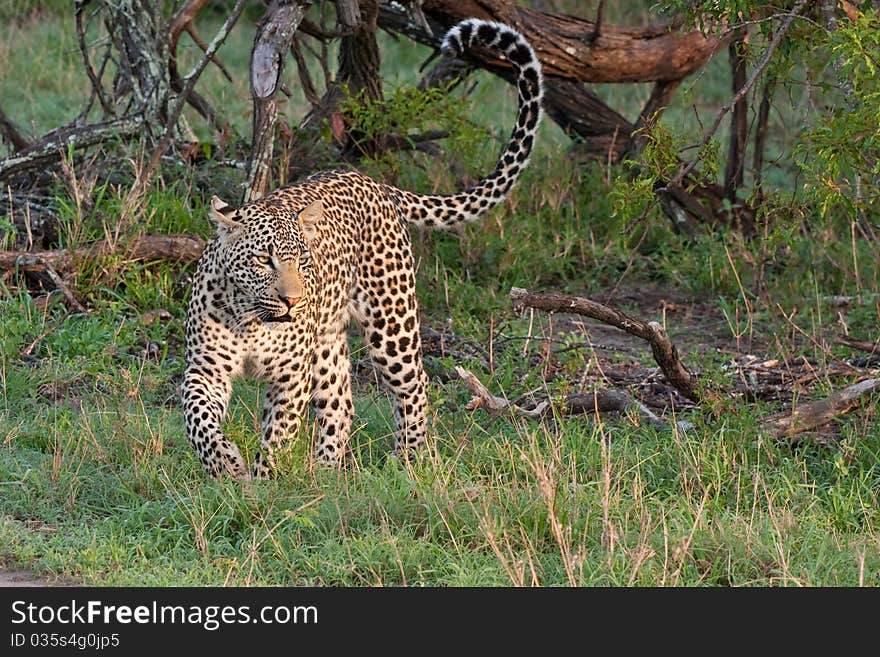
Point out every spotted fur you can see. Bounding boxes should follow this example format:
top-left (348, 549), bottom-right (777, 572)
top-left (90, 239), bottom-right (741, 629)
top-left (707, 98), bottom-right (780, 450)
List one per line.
top-left (183, 19), bottom-right (544, 479)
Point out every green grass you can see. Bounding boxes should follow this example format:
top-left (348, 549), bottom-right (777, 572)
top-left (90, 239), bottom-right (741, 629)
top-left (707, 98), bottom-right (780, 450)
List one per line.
top-left (2, 350), bottom-right (878, 585)
top-left (1, 3), bottom-right (879, 587)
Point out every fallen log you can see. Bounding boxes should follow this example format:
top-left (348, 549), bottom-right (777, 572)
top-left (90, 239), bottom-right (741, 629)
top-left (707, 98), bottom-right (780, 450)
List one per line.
top-left (835, 337), bottom-right (879, 355)
top-left (766, 378), bottom-right (880, 440)
top-left (0, 233), bottom-right (206, 277)
top-left (378, 1), bottom-right (749, 229)
top-left (378, 0), bottom-right (730, 158)
top-left (0, 115), bottom-right (145, 183)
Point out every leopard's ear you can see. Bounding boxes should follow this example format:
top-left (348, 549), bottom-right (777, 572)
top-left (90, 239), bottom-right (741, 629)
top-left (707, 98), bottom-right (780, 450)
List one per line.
top-left (297, 199), bottom-right (323, 243)
top-left (209, 196), bottom-right (242, 231)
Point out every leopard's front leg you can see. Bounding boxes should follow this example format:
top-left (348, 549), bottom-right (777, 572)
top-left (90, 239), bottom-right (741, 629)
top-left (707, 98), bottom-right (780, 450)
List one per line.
top-left (251, 360), bottom-right (314, 478)
top-left (182, 366), bottom-right (249, 480)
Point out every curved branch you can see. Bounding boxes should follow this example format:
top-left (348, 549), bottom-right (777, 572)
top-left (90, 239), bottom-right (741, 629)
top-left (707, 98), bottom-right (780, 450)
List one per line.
top-left (380, 0), bottom-right (735, 83)
top-left (509, 287), bottom-right (716, 403)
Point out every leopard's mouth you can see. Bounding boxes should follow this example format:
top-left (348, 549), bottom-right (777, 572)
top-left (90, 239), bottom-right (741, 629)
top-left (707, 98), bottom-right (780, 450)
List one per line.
top-left (263, 313), bottom-right (294, 323)
top-left (261, 305), bottom-right (302, 323)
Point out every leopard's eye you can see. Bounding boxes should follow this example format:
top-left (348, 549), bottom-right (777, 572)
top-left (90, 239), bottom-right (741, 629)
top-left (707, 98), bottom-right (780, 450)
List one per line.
top-left (299, 251), bottom-right (312, 268)
top-left (254, 254), bottom-right (273, 268)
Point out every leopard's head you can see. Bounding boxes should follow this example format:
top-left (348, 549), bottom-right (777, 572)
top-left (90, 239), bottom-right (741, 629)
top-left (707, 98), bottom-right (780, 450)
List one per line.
top-left (208, 196), bottom-right (322, 323)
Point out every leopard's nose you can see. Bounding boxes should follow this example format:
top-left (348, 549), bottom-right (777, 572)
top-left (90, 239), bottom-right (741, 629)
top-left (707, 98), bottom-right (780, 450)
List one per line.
top-left (284, 296), bottom-right (301, 309)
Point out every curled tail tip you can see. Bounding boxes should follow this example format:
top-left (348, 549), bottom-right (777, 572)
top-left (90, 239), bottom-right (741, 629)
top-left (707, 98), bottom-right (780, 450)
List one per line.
top-left (441, 19), bottom-right (536, 62)
top-left (408, 19), bottom-right (543, 230)
top-left (439, 19), bottom-right (471, 57)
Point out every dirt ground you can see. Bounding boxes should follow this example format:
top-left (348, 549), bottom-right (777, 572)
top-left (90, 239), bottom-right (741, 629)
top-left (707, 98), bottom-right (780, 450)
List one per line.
top-left (0, 567), bottom-right (75, 587)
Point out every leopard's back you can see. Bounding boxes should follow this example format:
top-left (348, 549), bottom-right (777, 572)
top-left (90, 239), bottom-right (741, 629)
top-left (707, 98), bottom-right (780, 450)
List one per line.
top-left (252, 169), bottom-right (415, 332)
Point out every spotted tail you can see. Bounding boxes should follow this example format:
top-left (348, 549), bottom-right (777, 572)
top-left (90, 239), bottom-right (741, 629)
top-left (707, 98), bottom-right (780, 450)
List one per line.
top-left (394, 19), bottom-right (544, 229)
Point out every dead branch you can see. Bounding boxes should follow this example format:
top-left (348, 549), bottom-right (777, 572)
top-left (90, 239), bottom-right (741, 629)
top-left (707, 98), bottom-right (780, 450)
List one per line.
top-left (0, 115), bottom-right (145, 183)
top-left (291, 37), bottom-right (323, 107)
top-left (0, 233), bottom-right (205, 277)
top-left (75, 0), bottom-right (114, 117)
top-left (766, 378), bottom-right (879, 440)
top-left (509, 287), bottom-right (714, 403)
top-left (169, 0), bottom-right (234, 83)
top-left (138, 0), bottom-right (247, 193)
top-left (378, 0), bottom-right (732, 162)
top-left (381, 0), bottom-right (734, 83)
top-left (455, 366), bottom-right (674, 429)
top-left (542, 80), bottom-right (634, 163)
top-left (835, 337), bottom-right (879, 354)
top-left (0, 104), bottom-right (32, 153)
top-left (378, 0), bottom-right (756, 228)
top-left (455, 366), bottom-right (545, 419)
top-left (167, 0), bottom-right (234, 134)
top-left (16, 256), bottom-right (87, 313)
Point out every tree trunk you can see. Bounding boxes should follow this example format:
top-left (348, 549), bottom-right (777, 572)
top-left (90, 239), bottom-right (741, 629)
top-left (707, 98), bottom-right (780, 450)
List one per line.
top-left (243, 1), bottom-right (309, 202)
top-left (334, 0), bottom-right (384, 158)
top-left (102, 0), bottom-right (172, 130)
top-left (725, 32), bottom-right (748, 201)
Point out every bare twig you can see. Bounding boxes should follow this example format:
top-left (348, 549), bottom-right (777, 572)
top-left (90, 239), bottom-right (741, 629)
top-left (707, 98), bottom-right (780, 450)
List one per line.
top-left (75, 0), bottom-right (115, 117)
top-left (20, 321), bottom-right (64, 357)
top-left (835, 337), bottom-right (879, 354)
top-left (169, 0), bottom-right (218, 76)
top-left (184, 24), bottom-right (234, 82)
top-left (291, 37), bottom-right (322, 108)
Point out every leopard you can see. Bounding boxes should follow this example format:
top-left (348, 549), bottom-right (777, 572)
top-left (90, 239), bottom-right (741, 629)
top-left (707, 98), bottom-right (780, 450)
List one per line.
top-left (183, 18), bottom-right (544, 479)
